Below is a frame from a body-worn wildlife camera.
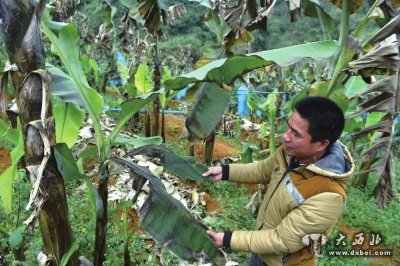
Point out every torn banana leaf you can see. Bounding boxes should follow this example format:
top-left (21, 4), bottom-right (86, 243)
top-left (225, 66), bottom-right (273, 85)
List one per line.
top-left (351, 119), bottom-right (393, 139)
top-left (368, 14), bottom-right (400, 45)
top-left (187, 82), bottom-right (231, 140)
top-left (130, 145), bottom-right (210, 182)
top-left (347, 35), bottom-right (399, 77)
top-left (346, 77), bottom-right (396, 119)
top-left (111, 157), bottom-right (222, 263)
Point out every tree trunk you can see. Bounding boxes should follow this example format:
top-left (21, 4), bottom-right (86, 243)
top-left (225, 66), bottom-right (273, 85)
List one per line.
top-left (0, 0), bottom-right (76, 264)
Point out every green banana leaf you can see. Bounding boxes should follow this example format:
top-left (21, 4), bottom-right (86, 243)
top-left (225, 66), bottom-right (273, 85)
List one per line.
top-left (0, 120), bottom-right (24, 214)
top-left (41, 22), bottom-right (105, 154)
top-left (47, 64), bottom-right (85, 108)
top-left (344, 76), bottom-right (367, 98)
top-left (111, 157), bottom-right (222, 263)
top-left (60, 240), bottom-right (79, 266)
top-left (135, 62), bottom-right (153, 94)
top-left (0, 119), bottom-right (18, 146)
top-left (129, 145), bottom-right (210, 182)
top-left (52, 96), bottom-right (85, 148)
top-left (84, 178), bottom-right (104, 220)
top-left (106, 93), bottom-right (159, 152)
top-left (303, 0), bottom-right (334, 38)
top-left (165, 40), bottom-right (338, 90)
top-left (309, 80), bottom-right (349, 111)
top-left (54, 143), bottom-right (82, 182)
top-left (186, 82), bottom-right (231, 139)
top-left (240, 146), bottom-right (262, 163)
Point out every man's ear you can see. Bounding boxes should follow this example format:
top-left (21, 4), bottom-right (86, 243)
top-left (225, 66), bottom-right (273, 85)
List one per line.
top-left (317, 140), bottom-right (330, 151)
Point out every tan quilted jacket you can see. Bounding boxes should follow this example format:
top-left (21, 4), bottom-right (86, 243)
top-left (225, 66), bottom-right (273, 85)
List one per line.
top-left (228, 141), bottom-right (354, 266)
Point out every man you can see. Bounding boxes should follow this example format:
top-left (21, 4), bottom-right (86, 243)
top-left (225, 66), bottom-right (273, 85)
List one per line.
top-left (203, 96), bottom-right (354, 266)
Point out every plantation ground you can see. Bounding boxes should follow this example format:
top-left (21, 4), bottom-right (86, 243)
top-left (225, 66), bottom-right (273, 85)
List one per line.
top-left (0, 113), bottom-right (399, 265)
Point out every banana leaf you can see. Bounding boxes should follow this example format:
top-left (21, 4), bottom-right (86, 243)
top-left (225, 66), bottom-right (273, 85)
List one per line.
top-left (303, 0), bottom-right (334, 37)
top-left (47, 64), bottom-right (85, 108)
top-left (351, 119), bottom-right (393, 139)
top-left (368, 13), bottom-right (400, 44)
top-left (111, 157), bottom-right (222, 263)
top-left (165, 40), bottom-right (337, 90)
top-left (0, 119), bottom-right (24, 214)
top-left (41, 22), bottom-right (105, 154)
top-left (54, 143), bottom-right (81, 181)
top-left (346, 78), bottom-right (396, 119)
top-left (347, 35), bottom-right (399, 77)
top-left (135, 0), bottom-right (168, 35)
top-left (129, 145), bottom-right (210, 182)
top-left (0, 119), bottom-right (18, 146)
top-left (188, 82), bottom-right (231, 139)
top-left (52, 96), bottom-right (85, 148)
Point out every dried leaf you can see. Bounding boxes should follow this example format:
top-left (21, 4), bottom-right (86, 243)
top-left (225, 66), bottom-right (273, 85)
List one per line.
top-left (246, 1), bottom-right (276, 31)
top-left (368, 14), bottom-right (400, 45)
top-left (137, 0), bottom-right (168, 35)
top-left (351, 119), bottom-right (393, 139)
top-left (347, 35), bottom-right (399, 77)
top-left (361, 136), bottom-right (391, 156)
top-left (373, 150), bottom-right (396, 208)
top-left (327, 0), bottom-right (363, 13)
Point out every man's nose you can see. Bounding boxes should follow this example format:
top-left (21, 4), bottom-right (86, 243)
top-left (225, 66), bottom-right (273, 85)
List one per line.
top-left (283, 130), bottom-right (291, 142)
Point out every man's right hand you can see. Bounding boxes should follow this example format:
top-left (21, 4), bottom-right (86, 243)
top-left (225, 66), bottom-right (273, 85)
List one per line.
top-left (202, 166), bottom-right (223, 181)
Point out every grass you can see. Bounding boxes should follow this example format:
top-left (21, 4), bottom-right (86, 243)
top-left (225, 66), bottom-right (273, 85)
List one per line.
top-left (318, 162), bottom-right (400, 265)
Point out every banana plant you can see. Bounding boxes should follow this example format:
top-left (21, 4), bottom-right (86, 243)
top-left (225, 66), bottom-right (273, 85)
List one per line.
top-left (0, 0), bottom-right (77, 265)
top-left (0, 1), bottom-right (161, 264)
top-left (344, 14), bottom-right (400, 208)
top-left (42, 14), bottom-right (164, 266)
top-left (120, 0), bottom-right (171, 138)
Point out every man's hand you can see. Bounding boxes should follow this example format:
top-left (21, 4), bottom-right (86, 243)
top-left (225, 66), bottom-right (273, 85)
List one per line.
top-left (207, 230), bottom-right (224, 248)
top-left (202, 166), bottom-right (223, 181)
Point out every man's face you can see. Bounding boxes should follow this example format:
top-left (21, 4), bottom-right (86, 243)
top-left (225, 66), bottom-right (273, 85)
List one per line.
top-left (282, 111), bottom-right (327, 164)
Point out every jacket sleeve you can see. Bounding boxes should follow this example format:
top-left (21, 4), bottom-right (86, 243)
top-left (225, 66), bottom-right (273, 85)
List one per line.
top-left (228, 153), bottom-right (277, 184)
top-left (229, 193), bottom-right (344, 254)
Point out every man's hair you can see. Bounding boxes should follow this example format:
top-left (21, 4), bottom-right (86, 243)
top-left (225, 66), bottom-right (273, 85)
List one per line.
top-left (294, 96), bottom-right (344, 146)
